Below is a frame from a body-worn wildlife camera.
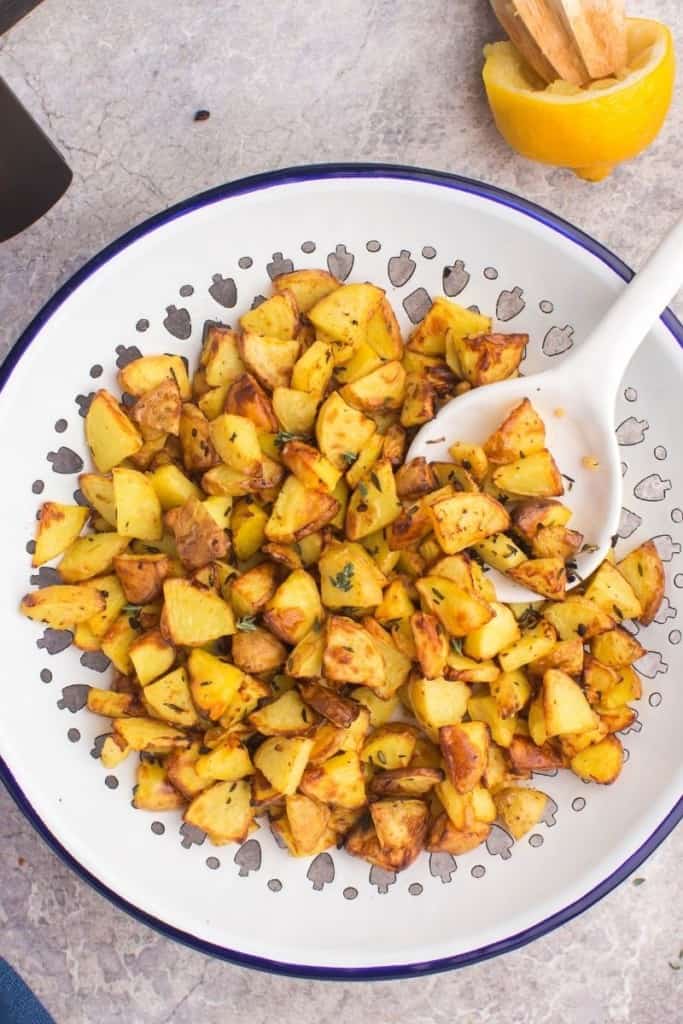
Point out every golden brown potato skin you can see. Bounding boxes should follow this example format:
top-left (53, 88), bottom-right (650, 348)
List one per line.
top-left (179, 404), bottom-right (218, 473)
top-left (395, 458), bottom-right (437, 500)
top-left (508, 735), bottom-right (563, 773)
top-left (426, 814), bottom-right (491, 855)
top-left (231, 627), bottom-right (288, 674)
top-left (298, 680), bottom-right (361, 729)
top-left (165, 498), bottom-right (229, 570)
top-left (114, 553), bottom-right (170, 605)
top-left (225, 373), bottom-right (279, 432)
top-left (130, 378), bottom-right (182, 440)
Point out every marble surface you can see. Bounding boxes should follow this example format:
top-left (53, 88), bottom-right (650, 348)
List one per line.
top-left (0, 1), bottom-right (681, 1020)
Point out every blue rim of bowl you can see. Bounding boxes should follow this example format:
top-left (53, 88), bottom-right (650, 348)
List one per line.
top-left (1, 163), bottom-right (681, 981)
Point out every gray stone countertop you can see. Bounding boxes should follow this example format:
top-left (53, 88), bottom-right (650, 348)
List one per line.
top-left (0, 1), bottom-right (681, 1021)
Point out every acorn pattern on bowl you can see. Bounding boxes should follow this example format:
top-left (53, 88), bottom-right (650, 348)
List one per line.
top-left (32, 237), bottom-right (679, 902)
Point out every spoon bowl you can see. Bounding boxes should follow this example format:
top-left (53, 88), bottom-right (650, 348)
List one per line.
top-left (409, 213), bottom-right (683, 603)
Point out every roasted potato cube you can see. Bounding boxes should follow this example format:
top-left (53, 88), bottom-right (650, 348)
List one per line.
top-left (436, 779), bottom-right (494, 829)
top-left (79, 473), bottom-right (116, 525)
top-left (232, 626), bottom-right (287, 674)
top-left (368, 767), bottom-right (442, 798)
top-left (99, 733), bottom-right (131, 770)
top-left (449, 331), bottom-right (527, 386)
top-left (467, 694), bottom-right (520, 747)
top-left (32, 502), bottom-right (89, 567)
top-left (228, 498), bottom-right (267, 562)
top-left (508, 735), bottom-right (563, 773)
top-left (85, 390), bottom-right (143, 472)
top-left (220, 674), bottom-right (271, 729)
top-left (272, 387), bottom-right (319, 434)
top-left (187, 648), bottom-right (242, 719)
top-left (494, 786), bottom-right (548, 839)
top-left (298, 680), bottom-right (360, 728)
top-left (291, 340), bottom-right (335, 397)
top-left (300, 749), bottom-right (366, 808)
top-left (616, 540), bottom-right (665, 625)
top-left (282, 793), bottom-right (334, 856)
top-left (200, 322), bottom-right (245, 387)
top-left (113, 716), bottom-right (189, 753)
top-left (162, 578), bottom-right (235, 646)
top-left (429, 492), bottom-right (510, 554)
top-left (204, 454), bottom-right (286, 500)
top-left (225, 372), bottom-right (279, 432)
top-left (209, 412), bottom-right (263, 477)
top-left (589, 626), bottom-right (645, 667)
top-left (132, 759), bottom-right (185, 811)
top-left (345, 432), bottom-right (384, 489)
top-left (598, 665), bottom-right (642, 709)
top-left (319, 541), bottom-right (386, 609)
top-left (230, 563), bottom-right (278, 618)
top-left (570, 734), bottom-right (624, 784)
top-left (447, 441), bottom-right (489, 482)
top-left (369, 799), bottom-right (428, 868)
top-left (483, 398), bottom-right (546, 464)
top-left (445, 652), bottom-right (500, 684)
top-left (440, 721), bottom-right (489, 793)
top-left (395, 458), bottom-right (437, 501)
top-left (165, 497), bottom-right (228, 571)
top-left (531, 525), bottom-right (583, 561)
top-left (315, 391), bottom-right (377, 470)
top-left (527, 635), bottom-right (584, 677)
top-left (490, 668), bottom-right (532, 718)
top-left (185, 779), bottom-right (253, 845)
top-left (341, 360), bottom-right (406, 414)
top-left (100, 613), bottom-right (140, 674)
top-left (240, 290), bottom-right (299, 340)
top-left (118, 354), bottom-right (190, 400)
top-left (323, 616), bottom-right (385, 690)
top-left (463, 602), bottom-right (520, 660)
top-left (408, 677), bottom-right (470, 739)
top-left (57, 532), bottom-right (129, 583)
top-left (351, 688), bottom-right (400, 727)
top-left (510, 498), bottom-right (572, 543)
top-left (509, 557), bottom-right (567, 600)
top-left (584, 560), bottom-right (643, 621)
top-left (130, 377), bottom-right (181, 441)
top-left (129, 629), bottom-right (175, 686)
top-left (265, 475), bottom-right (339, 544)
top-left (87, 687), bottom-right (134, 717)
top-left (366, 296), bottom-right (403, 360)
top-left (166, 741), bottom-right (211, 799)
top-left (582, 654), bottom-right (620, 697)
top-left (285, 627), bottom-right (325, 678)
top-left (248, 690), bottom-right (315, 735)
top-left (472, 533), bottom-right (527, 573)
top-left (272, 269), bottom-right (338, 311)
top-left (195, 735), bottom-right (254, 782)
top-left (280, 440), bottom-right (340, 492)
top-left (492, 448), bottom-right (564, 498)
top-left (254, 736), bottom-right (314, 795)
top-left (239, 333), bottom-right (300, 391)
top-left (177, 403), bottom-right (218, 473)
top-left (346, 459), bottom-right (402, 540)
top-left (542, 669), bottom-right (596, 736)
top-left (86, 573), bottom-right (127, 638)
top-left (360, 724), bottom-right (417, 769)
top-left (111, 468), bottom-right (162, 542)
top-left (20, 583), bottom-right (105, 629)
top-left (308, 282), bottom-right (383, 362)
top-left (410, 612), bottom-right (449, 678)
top-left (363, 618), bottom-right (413, 699)
top-left (149, 463), bottom-right (202, 510)
top-left (400, 374), bottom-right (436, 427)
top-left (143, 666), bottom-right (198, 728)
top-left (409, 298), bottom-right (490, 356)
top-left (498, 619), bottom-right (557, 673)
top-left (360, 529), bottom-right (401, 576)
top-left (426, 813), bottom-right (490, 855)
top-left (543, 596), bottom-right (615, 640)
top-left (114, 553), bottom-right (170, 604)
top-left (416, 576), bottom-right (492, 637)
top-left (430, 460), bottom-right (479, 492)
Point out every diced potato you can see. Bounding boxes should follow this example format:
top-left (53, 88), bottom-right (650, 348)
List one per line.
top-left (494, 786), bottom-right (548, 839)
top-left (542, 669), bottom-right (596, 736)
top-left (101, 613), bottom-right (140, 673)
top-left (113, 717), bottom-right (189, 753)
top-left (472, 533), bottom-right (527, 574)
top-left (265, 475), bottom-right (339, 543)
top-left (165, 498), bottom-right (228, 571)
top-left (280, 441), bottom-right (340, 492)
top-left (200, 322), bottom-right (246, 387)
top-left (79, 473), bottom-right (117, 526)
top-left (408, 677), bottom-right (470, 739)
top-left (410, 611), bottom-right (448, 678)
top-left (528, 636), bottom-right (584, 678)
top-left (195, 736), bottom-right (254, 781)
top-left (369, 799), bottom-right (428, 870)
top-left (130, 378), bottom-right (181, 441)
top-left (360, 724), bottom-right (417, 769)
top-left (400, 374), bottom-right (436, 427)
top-left (219, 674), bottom-right (271, 729)
top-left (346, 460), bottom-right (402, 540)
top-left (492, 450), bottom-right (564, 498)
top-left (351, 688), bottom-right (400, 727)
top-left (240, 290), bottom-right (299, 339)
top-left (209, 413), bottom-right (263, 477)
top-left (426, 814), bottom-right (490, 855)
top-left (166, 741), bottom-right (211, 799)
top-left (598, 665), bottom-right (642, 709)
top-left (283, 793), bottom-right (334, 856)
top-left (484, 398), bottom-right (546, 464)
top-left (85, 390), bottom-right (143, 472)
top-left (33, 503), bottom-right (89, 567)
top-left (570, 735), bottom-right (624, 784)
top-left (319, 541), bottom-right (386, 609)
top-left (440, 721), bottom-right (489, 793)
top-left (118, 354), bottom-right (190, 400)
top-left (232, 626), bottom-right (287, 674)
top-left (616, 540), bottom-right (665, 625)
top-left (508, 735), bottom-right (563, 773)
top-left (316, 391), bottom-right (377, 469)
top-left (132, 759), bottom-right (185, 811)
top-left (543, 596), bottom-right (615, 640)
top-left (228, 498), bottom-right (267, 562)
top-left (363, 618), bottom-right (413, 699)
top-left (429, 492), bottom-right (510, 553)
top-left (112, 468), bottom-right (162, 542)
top-left (300, 749), bottom-right (367, 808)
top-left (100, 733), bottom-right (131, 770)
top-left (430, 460), bottom-right (479, 493)
top-left (185, 780), bottom-right (253, 845)
top-left (20, 583), bottom-right (105, 629)
top-left (510, 498), bottom-right (572, 543)
top-left (87, 687), bottom-right (134, 717)
top-left (368, 767), bottom-right (442, 798)
top-left (308, 283), bottom-right (384, 363)
top-left (187, 648), bottom-right (242, 719)
top-left (498, 620), bottom-right (557, 673)
top-left (113, 553), bottom-right (170, 605)
top-left (57, 532), bottom-right (130, 583)
top-left (531, 525), bottom-right (583, 561)
top-left (463, 603), bottom-right (520, 660)
top-left (86, 573), bottom-right (126, 638)
top-left (509, 557), bottom-right (567, 601)
top-left (254, 736), bottom-right (314, 795)
top-left (447, 441), bottom-right (489, 483)
top-left (143, 666), bottom-right (198, 727)
top-left (584, 561), bottom-right (643, 621)
top-left (323, 615), bottom-right (385, 690)
top-left (226, 373), bottom-right (279, 432)
top-left (416, 576), bottom-right (492, 637)
top-left (467, 694), bottom-right (520, 747)
top-left (272, 269), bottom-right (339, 311)
top-left (446, 652), bottom-right (500, 684)
top-left (149, 463), bottom-right (202, 510)
top-left (366, 296), bottom-right (403, 360)
top-left (409, 298), bottom-right (491, 356)
top-left (490, 668), bottom-right (532, 718)
top-left (162, 578), bottom-right (235, 646)
top-left (341, 361), bottom-right (406, 413)
top-left (590, 626), bottom-right (645, 667)
top-left (239, 333), bottom-right (300, 391)
top-left (263, 570), bottom-right (321, 645)
top-left (248, 690), bottom-right (314, 735)
top-left (291, 340), bottom-right (335, 396)
top-left (129, 629), bottom-right (175, 686)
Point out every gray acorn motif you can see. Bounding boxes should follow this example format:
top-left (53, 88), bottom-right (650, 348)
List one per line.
top-left (486, 824), bottom-right (514, 860)
top-left (634, 473), bottom-right (671, 501)
top-left (208, 274), bottom-right (237, 308)
top-left (306, 852), bottom-right (335, 891)
top-left (620, 713), bottom-right (642, 736)
top-left (617, 507), bottom-right (642, 540)
top-left (267, 252), bottom-right (294, 279)
top-left (651, 534), bottom-right (682, 562)
top-left (369, 864), bottom-right (396, 894)
top-left (327, 245), bottom-right (354, 281)
top-left (442, 260), bottom-right (470, 297)
top-left (234, 839), bottom-right (262, 877)
top-left (90, 734), bottom-right (110, 759)
top-left (30, 566), bottom-right (62, 588)
top-left (387, 249), bottom-right (416, 287)
top-left (80, 651), bottom-right (110, 672)
top-left (429, 852), bottom-right (457, 884)
top-left (57, 684), bottom-right (91, 713)
top-left (542, 324), bottom-right (574, 356)
top-left (616, 417), bottom-right (649, 445)
top-left (115, 344), bottom-right (142, 368)
top-left (496, 285), bottom-right (525, 321)
top-left (47, 447), bottom-right (83, 474)
top-left (36, 628), bottom-right (73, 655)
top-left (636, 651), bottom-right (668, 678)
top-left (653, 596), bottom-right (676, 624)
top-left (163, 305), bottom-right (192, 340)
top-left (539, 796), bottom-right (558, 827)
top-left (75, 393), bottom-right (95, 417)
top-left (180, 823), bottom-right (206, 849)
top-left (403, 287), bottom-right (432, 324)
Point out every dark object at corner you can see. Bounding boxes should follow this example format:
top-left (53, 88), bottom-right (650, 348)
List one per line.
top-left (0, 1), bottom-right (45, 36)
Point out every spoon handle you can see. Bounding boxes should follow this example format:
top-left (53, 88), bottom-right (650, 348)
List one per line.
top-left (563, 214), bottom-right (683, 399)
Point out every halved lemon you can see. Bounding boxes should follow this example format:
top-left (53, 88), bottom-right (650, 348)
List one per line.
top-left (483, 18), bottom-right (675, 181)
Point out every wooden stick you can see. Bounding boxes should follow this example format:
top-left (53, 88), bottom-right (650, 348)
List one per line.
top-left (548, 0), bottom-right (627, 78)
top-left (489, 0), bottom-right (590, 84)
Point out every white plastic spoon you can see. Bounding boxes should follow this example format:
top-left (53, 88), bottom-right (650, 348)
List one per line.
top-left (408, 215), bottom-right (683, 603)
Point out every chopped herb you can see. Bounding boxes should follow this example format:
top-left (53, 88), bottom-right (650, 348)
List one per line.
top-left (121, 603), bottom-right (142, 614)
top-left (229, 432), bottom-right (237, 442)
top-left (577, 623), bottom-right (587, 637)
top-left (312, 617), bottom-right (322, 633)
top-left (164, 702), bottom-right (184, 713)
top-left (613, 604), bottom-right (624, 620)
top-left (637, 564), bottom-right (643, 577)
top-left (376, 750), bottom-right (387, 766)
top-left (301, 708), bottom-right (309, 722)
top-left (561, 473), bottom-right (575, 491)
top-left (330, 562), bottom-right (354, 592)
top-left (519, 608), bottom-right (541, 630)
top-left (581, 543), bottom-right (599, 554)
top-left (370, 471), bottom-right (381, 491)
top-left (431, 587), bottom-right (446, 602)
top-left (342, 451), bottom-right (358, 467)
top-left (632, 877), bottom-right (646, 886)
top-left (236, 615), bottom-right (258, 631)
top-left (274, 429), bottom-right (309, 450)
top-left (462, 459), bottom-right (472, 471)
top-left (358, 481), bottom-right (369, 498)
top-left (610, 533), bottom-right (619, 549)
top-left (566, 560), bottom-right (578, 571)
top-left (450, 637), bottom-right (463, 654)
top-left (425, 436), bottom-right (445, 445)
top-left (669, 962), bottom-right (681, 971)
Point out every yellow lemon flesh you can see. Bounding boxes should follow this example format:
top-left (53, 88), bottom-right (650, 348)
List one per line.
top-left (483, 18), bottom-right (675, 181)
